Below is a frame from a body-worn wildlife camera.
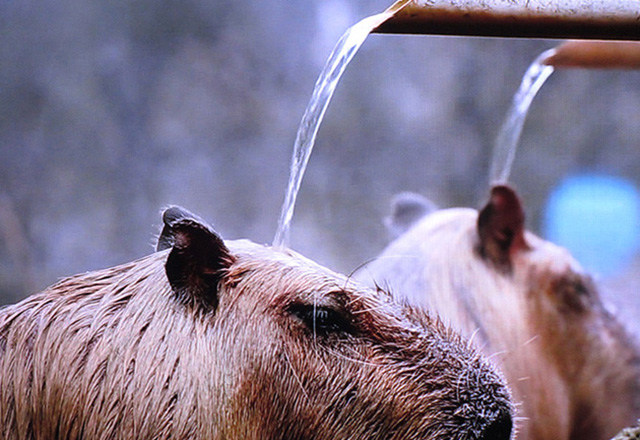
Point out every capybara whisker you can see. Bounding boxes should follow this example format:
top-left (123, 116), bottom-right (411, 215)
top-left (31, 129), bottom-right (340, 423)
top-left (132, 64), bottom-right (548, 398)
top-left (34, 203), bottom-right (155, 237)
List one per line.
top-left (485, 350), bottom-right (509, 362)
top-left (326, 350), bottom-right (378, 367)
top-left (467, 328), bottom-right (482, 349)
top-left (283, 350), bottom-right (310, 401)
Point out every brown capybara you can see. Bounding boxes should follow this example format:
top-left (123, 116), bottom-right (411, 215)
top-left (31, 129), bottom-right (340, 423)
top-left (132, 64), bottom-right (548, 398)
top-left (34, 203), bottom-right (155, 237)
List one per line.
top-left (0, 206), bottom-right (514, 440)
top-left (360, 186), bottom-right (640, 440)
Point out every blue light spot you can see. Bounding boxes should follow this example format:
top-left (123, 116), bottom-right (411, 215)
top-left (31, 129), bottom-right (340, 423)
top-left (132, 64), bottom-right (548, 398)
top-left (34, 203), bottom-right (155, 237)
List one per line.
top-left (544, 174), bottom-right (640, 277)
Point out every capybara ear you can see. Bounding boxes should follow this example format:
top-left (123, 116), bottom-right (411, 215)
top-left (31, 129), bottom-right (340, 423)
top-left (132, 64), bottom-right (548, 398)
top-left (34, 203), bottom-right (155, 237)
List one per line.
top-left (385, 192), bottom-right (438, 239)
top-left (159, 206), bottom-right (236, 309)
top-left (477, 185), bottom-right (528, 269)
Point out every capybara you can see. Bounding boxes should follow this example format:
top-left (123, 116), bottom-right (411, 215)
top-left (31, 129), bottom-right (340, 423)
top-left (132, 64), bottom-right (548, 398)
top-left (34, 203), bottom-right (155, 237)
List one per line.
top-left (0, 206), bottom-right (514, 440)
top-left (611, 421), bottom-right (640, 440)
top-left (359, 186), bottom-right (640, 440)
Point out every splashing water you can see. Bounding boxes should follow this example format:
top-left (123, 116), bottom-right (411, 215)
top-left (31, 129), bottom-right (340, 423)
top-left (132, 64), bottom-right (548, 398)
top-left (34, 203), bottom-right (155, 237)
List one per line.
top-left (272, 11), bottom-right (394, 248)
top-left (490, 49), bottom-right (556, 185)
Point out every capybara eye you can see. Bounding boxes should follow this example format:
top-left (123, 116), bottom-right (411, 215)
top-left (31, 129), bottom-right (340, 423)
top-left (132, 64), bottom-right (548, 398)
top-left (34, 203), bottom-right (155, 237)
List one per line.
top-left (562, 280), bottom-right (592, 312)
top-left (287, 303), bottom-right (352, 336)
top-left (551, 276), bottom-right (593, 313)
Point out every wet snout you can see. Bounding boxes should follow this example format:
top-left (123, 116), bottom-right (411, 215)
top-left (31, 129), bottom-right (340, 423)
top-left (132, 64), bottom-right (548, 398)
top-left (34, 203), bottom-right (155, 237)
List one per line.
top-left (402, 345), bottom-right (515, 440)
top-left (453, 402), bottom-right (513, 440)
top-left (437, 343), bottom-right (514, 440)
top-left (479, 410), bottom-right (513, 440)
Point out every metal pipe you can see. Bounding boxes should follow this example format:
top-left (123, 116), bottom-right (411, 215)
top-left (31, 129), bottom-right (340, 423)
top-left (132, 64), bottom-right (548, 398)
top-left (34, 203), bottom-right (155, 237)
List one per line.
top-left (374, 0), bottom-right (640, 40)
top-left (543, 40), bottom-right (640, 68)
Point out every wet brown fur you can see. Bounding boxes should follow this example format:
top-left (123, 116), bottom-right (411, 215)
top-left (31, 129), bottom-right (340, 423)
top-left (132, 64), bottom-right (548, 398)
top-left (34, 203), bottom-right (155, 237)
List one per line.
top-left (0, 209), bottom-right (513, 440)
top-left (362, 188), bottom-right (640, 440)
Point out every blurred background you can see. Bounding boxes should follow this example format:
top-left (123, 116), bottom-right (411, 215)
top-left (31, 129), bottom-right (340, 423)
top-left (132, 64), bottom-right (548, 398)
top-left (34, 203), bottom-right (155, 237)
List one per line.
top-left (1, 0), bottom-right (639, 332)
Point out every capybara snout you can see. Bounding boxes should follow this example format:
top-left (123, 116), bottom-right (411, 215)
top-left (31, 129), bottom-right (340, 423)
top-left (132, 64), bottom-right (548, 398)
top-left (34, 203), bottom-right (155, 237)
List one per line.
top-left (0, 205), bottom-right (512, 439)
top-left (480, 412), bottom-right (514, 440)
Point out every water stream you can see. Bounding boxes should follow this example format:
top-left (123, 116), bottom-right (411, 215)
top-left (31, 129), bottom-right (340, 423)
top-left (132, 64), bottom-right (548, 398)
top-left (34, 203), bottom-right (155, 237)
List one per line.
top-left (489, 49), bottom-right (556, 184)
top-left (272, 2), bottom-right (556, 246)
top-left (272, 11), bottom-right (395, 248)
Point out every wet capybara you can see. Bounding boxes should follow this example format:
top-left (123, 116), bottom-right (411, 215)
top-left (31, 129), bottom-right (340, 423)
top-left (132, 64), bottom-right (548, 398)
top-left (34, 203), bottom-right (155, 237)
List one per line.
top-left (0, 206), bottom-right (513, 440)
top-left (611, 421), bottom-right (640, 440)
top-left (360, 186), bottom-right (640, 440)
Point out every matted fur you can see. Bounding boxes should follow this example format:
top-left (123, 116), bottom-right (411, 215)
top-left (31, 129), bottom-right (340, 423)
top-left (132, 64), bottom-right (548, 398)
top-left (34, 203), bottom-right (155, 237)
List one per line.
top-left (0, 220), bottom-right (513, 440)
top-left (361, 195), bottom-right (640, 440)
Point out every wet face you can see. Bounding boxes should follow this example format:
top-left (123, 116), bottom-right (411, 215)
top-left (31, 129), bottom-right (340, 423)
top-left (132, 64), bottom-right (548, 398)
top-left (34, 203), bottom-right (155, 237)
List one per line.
top-left (212, 241), bottom-right (514, 440)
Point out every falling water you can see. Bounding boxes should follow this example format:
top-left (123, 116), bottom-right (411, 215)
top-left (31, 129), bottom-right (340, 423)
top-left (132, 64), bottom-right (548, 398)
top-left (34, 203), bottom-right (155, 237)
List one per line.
top-left (489, 49), bottom-right (556, 185)
top-left (272, 11), bottom-right (396, 248)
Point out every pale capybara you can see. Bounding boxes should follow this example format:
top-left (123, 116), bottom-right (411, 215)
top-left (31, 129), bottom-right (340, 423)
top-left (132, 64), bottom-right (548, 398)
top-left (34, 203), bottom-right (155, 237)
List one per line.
top-left (0, 206), bottom-right (514, 440)
top-left (360, 186), bottom-right (640, 440)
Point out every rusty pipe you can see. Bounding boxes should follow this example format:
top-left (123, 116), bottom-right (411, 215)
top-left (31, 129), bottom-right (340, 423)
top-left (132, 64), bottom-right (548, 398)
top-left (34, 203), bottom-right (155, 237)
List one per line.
top-left (542, 40), bottom-right (640, 68)
top-left (374, 0), bottom-right (640, 41)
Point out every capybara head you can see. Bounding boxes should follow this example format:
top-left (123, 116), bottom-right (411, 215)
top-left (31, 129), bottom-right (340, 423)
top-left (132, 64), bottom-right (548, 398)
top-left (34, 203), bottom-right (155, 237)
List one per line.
top-left (360, 185), bottom-right (640, 440)
top-left (0, 206), bottom-right (513, 440)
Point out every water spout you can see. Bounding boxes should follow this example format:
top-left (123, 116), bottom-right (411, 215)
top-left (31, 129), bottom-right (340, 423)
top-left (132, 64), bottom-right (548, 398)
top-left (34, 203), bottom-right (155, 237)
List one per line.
top-left (490, 39), bottom-right (640, 185)
top-left (490, 50), bottom-right (555, 185)
top-left (542, 40), bottom-right (640, 68)
top-left (272, 10), bottom-right (399, 248)
top-left (374, 0), bottom-right (640, 40)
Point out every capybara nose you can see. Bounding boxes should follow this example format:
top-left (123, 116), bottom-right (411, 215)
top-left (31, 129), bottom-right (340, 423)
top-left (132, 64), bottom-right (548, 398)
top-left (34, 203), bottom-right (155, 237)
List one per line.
top-left (479, 411), bottom-right (512, 440)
